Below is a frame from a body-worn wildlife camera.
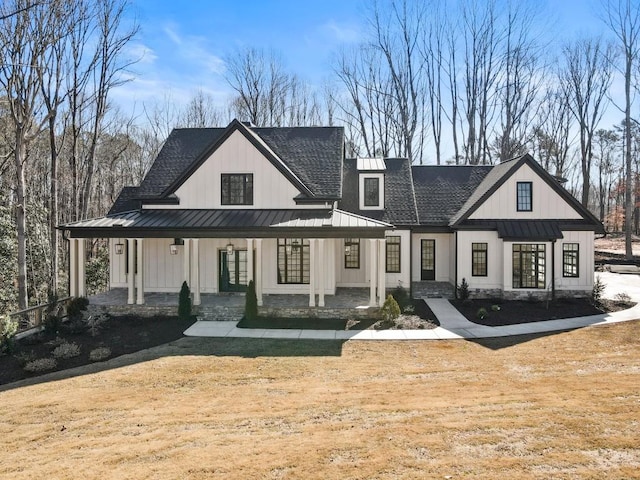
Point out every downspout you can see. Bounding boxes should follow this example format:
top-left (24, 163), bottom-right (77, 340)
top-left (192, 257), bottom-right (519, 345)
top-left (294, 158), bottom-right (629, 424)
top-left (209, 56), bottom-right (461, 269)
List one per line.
top-left (454, 231), bottom-right (458, 299)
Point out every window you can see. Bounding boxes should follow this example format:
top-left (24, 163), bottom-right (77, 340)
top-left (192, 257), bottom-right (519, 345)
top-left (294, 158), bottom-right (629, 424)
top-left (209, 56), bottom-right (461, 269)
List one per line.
top-left (385, 236), bottom-right (401, 273)
top-left (364, 177), bottom-right (380, 206)
top-left (277, 239), bottom-right (309, 284)
top-left (513, 244), bottom-right (545, 288)
top-left (563, 243), bottom-right (579, 277)
top-left (516, 182), bottom-right (532, 211)
top-left (221, 174), bottom-right (253, 205)
top-left (344, 238), bottom-right (360, 269)
top-left (472, 243), bottom-right (488, 277)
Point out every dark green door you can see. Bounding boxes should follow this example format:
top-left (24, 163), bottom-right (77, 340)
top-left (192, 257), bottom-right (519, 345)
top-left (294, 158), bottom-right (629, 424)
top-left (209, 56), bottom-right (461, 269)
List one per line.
top-left (219, 250), bottom-right (248, 292)
top-left (421, 239), bottom-right (435, 281)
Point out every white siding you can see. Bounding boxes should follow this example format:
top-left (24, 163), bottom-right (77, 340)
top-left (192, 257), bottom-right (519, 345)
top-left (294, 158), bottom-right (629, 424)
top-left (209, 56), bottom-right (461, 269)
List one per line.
top-left (456, 231), bottom-right (504, 291)
top-left (411, 233), bottom-right (453, 282)
top-left (470, 164), bottom-right (582, 220)
top-left (555, 231), bottom-right (594, 292)
top-left (142, 238), bottom-right (185, 292)
top-left (144, 130), bottom-right (309, 210)
top-left (385, 229), bottom-right (411, 288)
top-left (336, 238), bottom-right (369, 287)
top-left (109, 238), bottom-right (128, 287)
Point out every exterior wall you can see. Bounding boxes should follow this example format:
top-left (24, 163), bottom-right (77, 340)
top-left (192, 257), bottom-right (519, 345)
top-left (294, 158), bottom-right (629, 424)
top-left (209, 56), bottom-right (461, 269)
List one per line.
top-left (456, 231), bottom-right (504, 292)
top-left (469, 164), bottom-right (582, 220)
top-left (385, 229), bottom-right (411, 288)
top-left (554, 231), bottom-right (594, 293)
top-left (410, 233), bottom-right (453, 283)
top-left (336, 238), bottom-right (369, 287)
top-left (109, 238), bottom-right (128, 288)
top-left (144, 130), bottom-right (320, 210)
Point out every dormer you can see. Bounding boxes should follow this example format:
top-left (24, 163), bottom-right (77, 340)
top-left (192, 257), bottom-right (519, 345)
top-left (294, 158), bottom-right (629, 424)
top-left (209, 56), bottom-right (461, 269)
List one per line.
top-left (357, 157), bottom-right (385, 210)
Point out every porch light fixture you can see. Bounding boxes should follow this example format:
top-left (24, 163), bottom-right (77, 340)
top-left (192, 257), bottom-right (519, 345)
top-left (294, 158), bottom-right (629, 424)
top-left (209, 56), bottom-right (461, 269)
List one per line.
top-left (226, 242), bottom-right (234, 256)
top-left (170, 238), bottom-right (184, 255)
top-left (114, 242), bottom-right (124, 255)
top-left (345, 245), bottom-right (351, 255)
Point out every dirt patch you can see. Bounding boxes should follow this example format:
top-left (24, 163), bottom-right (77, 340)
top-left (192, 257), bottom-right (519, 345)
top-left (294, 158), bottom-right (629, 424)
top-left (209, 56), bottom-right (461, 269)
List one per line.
top-left (0, 315), bottom-right (193, 385)
top-left (451, 297), bottom-right (634, 326)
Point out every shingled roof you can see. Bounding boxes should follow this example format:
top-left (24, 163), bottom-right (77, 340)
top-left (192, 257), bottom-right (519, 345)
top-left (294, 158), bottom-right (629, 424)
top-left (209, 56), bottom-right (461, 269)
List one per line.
top-left (339, 158), bottom-right (419, 226)
top-left (411, 165), bottom-right (492, 227)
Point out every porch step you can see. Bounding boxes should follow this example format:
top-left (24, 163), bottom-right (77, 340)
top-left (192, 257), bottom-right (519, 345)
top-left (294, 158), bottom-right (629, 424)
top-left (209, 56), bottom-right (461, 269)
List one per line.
top-left (411, 281), bottom-right (455, 299)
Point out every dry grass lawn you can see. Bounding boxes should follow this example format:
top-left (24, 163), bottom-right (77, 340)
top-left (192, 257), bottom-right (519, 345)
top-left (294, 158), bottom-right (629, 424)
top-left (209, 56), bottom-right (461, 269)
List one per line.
top-left (1, 321), bottom-right (639, 479)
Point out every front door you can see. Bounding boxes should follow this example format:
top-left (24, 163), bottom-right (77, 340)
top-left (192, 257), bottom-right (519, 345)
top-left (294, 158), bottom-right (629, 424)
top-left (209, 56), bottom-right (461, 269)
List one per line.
top-left (421, 239), bottom-right (435, 281)
top-left (219, 250), bottom-right (248, 292)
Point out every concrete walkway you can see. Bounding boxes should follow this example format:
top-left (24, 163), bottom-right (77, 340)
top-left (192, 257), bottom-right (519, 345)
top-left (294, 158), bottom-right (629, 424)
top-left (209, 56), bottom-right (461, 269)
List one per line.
top-left (183, 272), bottom-right (640, 340)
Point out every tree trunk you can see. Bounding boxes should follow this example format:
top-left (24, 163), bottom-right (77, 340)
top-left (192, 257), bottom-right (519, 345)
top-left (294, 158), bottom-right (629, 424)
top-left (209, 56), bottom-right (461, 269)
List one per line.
top-left (14, 129), bottom-right (28, 310)
top-left (48, 115), bottom-right (58, 297)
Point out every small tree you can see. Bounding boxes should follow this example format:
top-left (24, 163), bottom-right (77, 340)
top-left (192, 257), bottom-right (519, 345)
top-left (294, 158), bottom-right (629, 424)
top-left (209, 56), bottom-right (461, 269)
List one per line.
top-left (245, 280), bottom-right (258, 321)
top-left (381, 294), bottom-right (401, 323)
top-left (178, 281), bottom-right (192, 319)
top-left (457, 278), bottom-right (470, 301)
top-left (591, 275), bottom-right (605, 307)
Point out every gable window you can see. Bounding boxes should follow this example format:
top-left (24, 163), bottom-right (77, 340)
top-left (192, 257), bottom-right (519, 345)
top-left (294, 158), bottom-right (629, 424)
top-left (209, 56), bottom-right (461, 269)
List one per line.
top-left (513, 244), bottom-right (545, 288)
top-left (344, 238), bottom-right (360, 269)
top-left (277, 238), bottom-right (309, 284)
top-left (221, 174), bottom-right (253, 205)
top-left (516, 182), bottom-right (532, 211)
top-left (563, 243), bottom-right (579, 277)
top-left (364, 178), bottom-right (380, 206)
top-left (385, 236), bottom-right (401, 273)
top-left (472, 243), bottom-right (488, 277)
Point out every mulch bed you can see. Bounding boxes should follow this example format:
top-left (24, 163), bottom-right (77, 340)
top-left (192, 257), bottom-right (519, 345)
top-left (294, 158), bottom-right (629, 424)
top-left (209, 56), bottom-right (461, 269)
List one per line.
top-left (450, 297), bottom-right (635, 327)
top-left (0, 315), bottom-right (193, 386)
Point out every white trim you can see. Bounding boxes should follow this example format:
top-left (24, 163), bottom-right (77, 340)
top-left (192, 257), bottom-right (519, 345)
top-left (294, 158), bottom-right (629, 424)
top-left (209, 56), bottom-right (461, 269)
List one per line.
top-left (136, 239), bottom-right (144, 304)
top-left (127, 238), bottom-right (135, 304)
top-left (359, 173), bottom-right (385, 210)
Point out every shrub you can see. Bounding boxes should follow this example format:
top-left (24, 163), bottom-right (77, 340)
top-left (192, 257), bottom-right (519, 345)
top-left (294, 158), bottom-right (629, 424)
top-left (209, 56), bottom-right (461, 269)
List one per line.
top-left (43, 312), bottom-right (63, 335)
top-left (491, 304), bottom-right (501, 312)
top-left (0, 315), bottom-right (18, 355)
top-left (89, 347), bottom-right (111, 362)
top-left (245, 280), bottom-right (258, 321)
top-left (24, 358), bottom-right (57, 373)
top-left (86, 313), bottom-right (109, 337)
top-left (592, 276), bottom-right (605, 306)
top-left (381, 294), bottom-right (401, 323)
top-left (476, 307), bottom-right (488, 320)
top-left (52, 341), bottom-right (81, 359)
top-left (457, 278), bottom-right (470, 301)
top-left (614, 292), bottom-right (632, 304)
top-left (67, 296), bottom-right (89, 319)
top-left (391, 284), bottom-right (411, 312)
top-left (14, 351), bottom-right (36, 367)
top-left (178, 281), bottom-right (192, 319)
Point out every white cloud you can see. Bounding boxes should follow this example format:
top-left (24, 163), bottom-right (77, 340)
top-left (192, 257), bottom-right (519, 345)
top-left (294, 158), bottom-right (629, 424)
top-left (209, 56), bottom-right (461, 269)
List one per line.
top-left (321, 20), bottom-right (361, 43)
top-left (162, 23), bottom-right (225, 75)
top-left (127, 42), bottom-right (158, 65)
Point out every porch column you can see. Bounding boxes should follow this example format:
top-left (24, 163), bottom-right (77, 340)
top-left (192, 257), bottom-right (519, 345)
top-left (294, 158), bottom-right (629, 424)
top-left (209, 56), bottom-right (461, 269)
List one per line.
top-left (246, 238), bottom-right (254, 284)
top-left (377, 238), bottom-right (386, 307)
top-left (309, 239), bottom-right (316, 307)
top-left (77, 239), bottom-right (86, 297)
top-left (255, 238), bottom-right (263, 306)
top-left (183, 238), bottom-right (191, 286)
top-left (136, 238), bottom-right (144, 305)
top-left (192, 238), bottom-right (201, 305)
top-left (318, 239), bottom-right (325, 307)
top-left (127, 238), bottom-right (135, 304)
top-left (69, 238), bottom-right (78, 297)
top-left (369, 239), bottom-right (377, 307)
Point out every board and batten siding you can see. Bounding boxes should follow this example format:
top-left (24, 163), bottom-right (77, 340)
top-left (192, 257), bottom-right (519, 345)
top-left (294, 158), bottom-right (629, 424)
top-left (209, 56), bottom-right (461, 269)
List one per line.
top-left (554, 231), bottom-right (594, 292)
top-left (469, 164), bottom-right (582, 220)
top-left (144, 130), bottom-right (312, 210)
top-left (410, 233), bottom-right (452, 283)
top-left (456, 231), bottom-right (504, 291)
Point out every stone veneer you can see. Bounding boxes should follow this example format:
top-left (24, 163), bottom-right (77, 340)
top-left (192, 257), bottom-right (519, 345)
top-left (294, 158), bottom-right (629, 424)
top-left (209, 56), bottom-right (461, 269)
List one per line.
top-left (469, 288), bottom-right (589, 300)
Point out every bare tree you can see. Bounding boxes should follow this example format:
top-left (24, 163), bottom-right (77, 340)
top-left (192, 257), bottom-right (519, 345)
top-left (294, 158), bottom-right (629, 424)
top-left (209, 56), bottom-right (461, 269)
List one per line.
top-left (603, 0), bottom-right (640, 257)
top-left (594, 128), bottom-right (620, 221)
top-left (178, 89), bottom-right (224, 128)
top-left (560, 38), bottom-right (614, 206)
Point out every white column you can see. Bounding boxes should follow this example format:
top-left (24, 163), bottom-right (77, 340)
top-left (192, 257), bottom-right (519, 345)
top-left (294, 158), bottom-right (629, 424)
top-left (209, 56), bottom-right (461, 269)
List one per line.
top-left (127, 238), bottom-right (135, 304)
top-left (369, 239), bottom-right (377, 307)
top-left (378, 238), bottom-right (386, 307)
top-left (136, 238), bottom-right (144, 305)
top-left (255, 239), bottom-right (263, 306)
top-left (69, 238), bottom-right (78, 297)
top-left (183, 238), bottom-right (191, 286)
top-left (318, 239), bottom-right (325, 307)
top-left (309, 239), bottom-right (316, 306)
top-left (77, 239), bottom-right (86, 297)
top-left (192, 238), bottom-right (201, 306)
top-left (246, 238), bottom-right (254, 284)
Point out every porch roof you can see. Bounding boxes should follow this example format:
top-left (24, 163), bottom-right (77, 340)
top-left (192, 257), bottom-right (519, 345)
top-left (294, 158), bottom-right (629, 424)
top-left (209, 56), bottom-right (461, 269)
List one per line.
top-left (457, 219), bottom-right (596, 240)
top-left (61, 208), bottom-right (393, 239)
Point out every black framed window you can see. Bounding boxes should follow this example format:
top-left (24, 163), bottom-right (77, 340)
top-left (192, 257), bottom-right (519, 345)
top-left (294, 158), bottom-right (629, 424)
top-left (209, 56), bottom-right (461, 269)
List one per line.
top-left (513, 244), bottom-right (545, 288)
top-left (221, 174), bottom-right (253, 205)
top-left (364, 177), bottom-right (380, 206)
top-left (472, 243), bottom-right (488, 276)
top-left (277, 239), bottom-right (309, 284)
top-left (385, 236), bottom-right (401, 273)
top-left (516, 182), bottom-right (532, 211)
top-left (344, 238), bottom-right (360, 269)
top-left (563, 243), bottom-right (579, 277)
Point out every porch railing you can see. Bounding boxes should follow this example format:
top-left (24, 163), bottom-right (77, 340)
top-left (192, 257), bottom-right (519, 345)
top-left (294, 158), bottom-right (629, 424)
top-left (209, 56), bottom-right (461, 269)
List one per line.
top-left (9, 297), bottom-right (71, 333)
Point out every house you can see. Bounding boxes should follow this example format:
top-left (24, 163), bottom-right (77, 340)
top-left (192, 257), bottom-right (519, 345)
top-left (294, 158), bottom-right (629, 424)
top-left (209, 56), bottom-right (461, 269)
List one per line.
top-left (61, 119), bottom-right (604, 313)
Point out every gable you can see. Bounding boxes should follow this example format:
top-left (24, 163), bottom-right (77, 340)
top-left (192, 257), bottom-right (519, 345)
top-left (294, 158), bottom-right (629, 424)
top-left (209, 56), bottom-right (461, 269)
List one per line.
top-left (166, 129), bottom-right (305, 209)
top-left (468, 162), bottom-right (582, 220)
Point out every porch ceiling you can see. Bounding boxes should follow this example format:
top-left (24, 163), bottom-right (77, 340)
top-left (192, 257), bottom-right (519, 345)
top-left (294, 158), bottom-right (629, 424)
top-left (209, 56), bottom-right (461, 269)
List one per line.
top-left (60, 208), bottom-right (392, 239)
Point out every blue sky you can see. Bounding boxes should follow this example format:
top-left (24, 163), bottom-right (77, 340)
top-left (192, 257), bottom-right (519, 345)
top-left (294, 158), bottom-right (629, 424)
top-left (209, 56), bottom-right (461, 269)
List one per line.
top-left (114, 0), bottom-right (610, 122)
